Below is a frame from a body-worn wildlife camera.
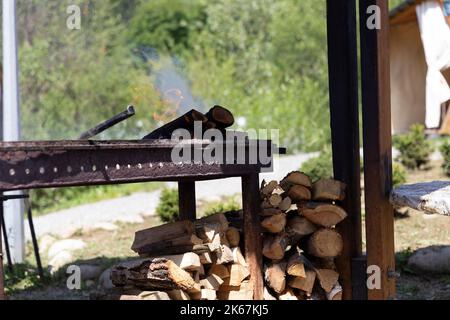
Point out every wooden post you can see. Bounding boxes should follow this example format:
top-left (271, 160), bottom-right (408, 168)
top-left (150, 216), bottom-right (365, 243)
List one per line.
top-left (178, 181), bottom-right (196, 221)
top-left (359, 0), bottom-right (396, 300)
top-left (326, 0), bottom-right (363, 300)
top-left (0, 203), bottom-right (5, 300)
top-left (241, 173), bottom-right (263, 300)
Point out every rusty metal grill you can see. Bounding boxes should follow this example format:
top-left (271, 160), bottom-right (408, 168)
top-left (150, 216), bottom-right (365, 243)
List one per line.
top-left (0, 139), bottom-right (284, 191)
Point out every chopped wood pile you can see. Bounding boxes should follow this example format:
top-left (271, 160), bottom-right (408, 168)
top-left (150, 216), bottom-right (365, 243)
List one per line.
top-left (98, 171), bottom-right (347, 300)
top-left (103, 212), bottom-right (253, 300)
top-left (261, 172), bottom-right (347, 300)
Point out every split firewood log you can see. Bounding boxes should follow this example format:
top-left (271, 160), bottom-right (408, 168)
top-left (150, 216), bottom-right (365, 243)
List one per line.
top-left (131, 220), bottom-right (196, 254)
top-left (199, 252), bottom-right (213, 265)
top-left (231, 247), bottom-right (247, 267)
top-left (215, 244), bottom-right (234, 265)
top-left (316, 269), bottom-right (340, 293)
top-left (110, 258), bottom-right (199, 293)
top-left (91, 289), bottom-right (172, 301)
top-left (208, 264), bottom-right (230, 279)
top-left (268, 194), bottom-right (283, 207)
top-left (264, 262), bottom-right (287, 294)
top-left (310, 257), bottom-right (337, 270)
top-left (196, 213), bottom-right (229, 233)
top-left (278, 197), bottom-right (292, 211)
top-left (228, 264), bottom-right (250, 287)
top-left (217, 281), bottom-right (253, 300)
top-left (307, 229), bottom-right (344, 258)
top-left (299, 202), bottom-right (347, 227)
top-left (262, 233), bottom-right (289, 260)
top-left (261, 199), bottom-right (274, 209)
top-left (143, 109), bottom-right (208, 140)
top-left (261, 213), bottom-right (287, 234)
top-left (200, 274), bottom-right (224, 291)
top-left (286, 216), bottom-right (317, 241)
top-left (226, 227), bottom-right (240, 247)
top-left (288, 185), bottom-right (312, 202)
top-left (280, 171), bottom-right (312, 190)
top-left (286, 253), bottom-right (306, 278)
top-left (278, 288), bottom-right (299, 300)
top-left (136, 234), bottom-right (204, 256)
top-left (288, 269), bottom-right (316, 294)
top-left (312, 178), bottom-right (346, 201)
top-left (193, 289), bottom-right (216, 300)
top-left (261, 180), bottom-right (279, 196)
top-left (145, 252), bottom-right (201, 273)
top-left (260, 208), bottom-right (282, 217)
top-left (196, 222), bottom-right (224, 243)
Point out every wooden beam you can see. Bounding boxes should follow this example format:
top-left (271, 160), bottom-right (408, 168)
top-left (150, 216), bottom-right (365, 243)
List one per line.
top-left (326, 0), bottom-right (362, 300)
top-left (241, 173), bottom-right (264, 300)
top-left (178, 181), bottom-right (196, 221)
top-left (359, 0), bottom-right (396, 300)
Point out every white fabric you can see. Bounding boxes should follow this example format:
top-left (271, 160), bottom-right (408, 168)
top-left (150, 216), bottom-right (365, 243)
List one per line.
top-left (416, 1), bottom-right (450, 128)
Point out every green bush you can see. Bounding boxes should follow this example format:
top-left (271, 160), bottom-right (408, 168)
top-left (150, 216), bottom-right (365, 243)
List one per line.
top-left (300, 146), bottom-right (333, 182)
top-left (393, 124), bottom-right (433, 170)
top-left (202, 197), bottom-right (241, 217)
top-left (392, 162), bottom-right (407, 188)
top-left (440, 139), bottom-right (450, 176)
top-left (156, 188), bottom-right (179, 223)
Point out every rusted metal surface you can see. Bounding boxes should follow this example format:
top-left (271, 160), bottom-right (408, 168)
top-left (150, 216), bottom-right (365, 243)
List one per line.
top-left (0, 140), bottom-right (283, 191)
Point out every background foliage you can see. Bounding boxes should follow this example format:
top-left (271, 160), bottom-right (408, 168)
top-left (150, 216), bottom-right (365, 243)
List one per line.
top-left (2, 0), bottom-right (333, 152)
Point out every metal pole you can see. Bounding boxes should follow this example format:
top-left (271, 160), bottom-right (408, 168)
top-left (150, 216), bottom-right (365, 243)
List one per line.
top-left (2, 0), bottom-right (25, 264)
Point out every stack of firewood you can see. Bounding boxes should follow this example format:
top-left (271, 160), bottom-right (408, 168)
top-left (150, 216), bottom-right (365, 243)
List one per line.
top-left (104, 212), bottom-right (252, 300)
top-left (260, 172), bottom-right (347, 300)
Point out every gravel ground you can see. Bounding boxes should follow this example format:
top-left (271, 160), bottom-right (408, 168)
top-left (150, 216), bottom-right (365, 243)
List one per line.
top-left (26, 153), bottom-right (315, 240)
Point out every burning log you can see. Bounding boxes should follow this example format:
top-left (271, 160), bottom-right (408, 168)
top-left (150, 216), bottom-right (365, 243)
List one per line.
top-left (142, 109), bottom-right (208, 140)
top-left (205, 105), bottom-right (235, 129)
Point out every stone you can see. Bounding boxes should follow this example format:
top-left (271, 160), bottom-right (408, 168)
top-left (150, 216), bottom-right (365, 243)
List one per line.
top-left (116, 215), bottom-right (144, 224)
top-left (39, 234), bottom-right (56, 253)
top-left (79, 264), bottom-right (104, 280)
top-left (93, 222), bottom-right (118, 231)
top-left (98, 268), bottom-right (114, 290)
top-left (390, 181), bottom-right (450, 216)
top-left (407, 246), bottom-right (450, 274)
top-left (48, 239), bottom-right (86, 260)
top-left (48, 251), bottom-right (73, 274)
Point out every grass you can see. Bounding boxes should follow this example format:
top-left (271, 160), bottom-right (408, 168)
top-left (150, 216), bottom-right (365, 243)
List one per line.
top-left (31, 182), bottom-right (163, 216)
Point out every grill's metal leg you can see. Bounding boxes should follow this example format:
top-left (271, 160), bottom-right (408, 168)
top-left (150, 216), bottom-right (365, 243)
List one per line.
top-left (0, 202), bottom-right (6, 300)
top-left (26, 200), bottom-right (43, 278)
top-left (178, 181), bottom-right (196, 221)
top-left (0, 207), bottom-right (13, 272)
top-left (242, 173), bottom-right (263, 300)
